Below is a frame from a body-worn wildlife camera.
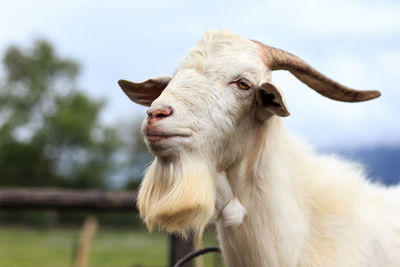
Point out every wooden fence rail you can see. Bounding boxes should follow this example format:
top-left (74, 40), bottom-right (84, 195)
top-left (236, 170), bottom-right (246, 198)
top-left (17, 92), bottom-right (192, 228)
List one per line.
top-left (0, 188), bottom-right (136, 211)
top-left (0, 188), bottom-right (194, 267)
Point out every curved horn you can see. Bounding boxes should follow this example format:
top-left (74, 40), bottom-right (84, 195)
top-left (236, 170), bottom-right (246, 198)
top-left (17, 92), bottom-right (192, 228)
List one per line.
top-left (252, 40), bottom-right (380, 102)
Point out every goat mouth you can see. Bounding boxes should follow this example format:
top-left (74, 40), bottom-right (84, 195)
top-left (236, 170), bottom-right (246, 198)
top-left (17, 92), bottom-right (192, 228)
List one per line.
top-left (143, 127), bottom-right (192, 142)
top-left (145, 133), bottom-right (191, 141)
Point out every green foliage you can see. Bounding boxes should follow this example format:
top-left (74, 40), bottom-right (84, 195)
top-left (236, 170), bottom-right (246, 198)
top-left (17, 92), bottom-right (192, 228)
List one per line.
top-left (0, 40), bottom-right (79, 138)
top-left (0, 40), bottom-right (120, 189)
top-left (120, 118), bottom-right (154, 189)
top-left (0, 140), bottom-right (55, 186)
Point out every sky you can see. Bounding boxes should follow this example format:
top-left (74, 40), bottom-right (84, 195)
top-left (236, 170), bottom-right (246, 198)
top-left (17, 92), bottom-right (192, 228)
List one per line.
top-left (0, 0), bottom-right (399, 149)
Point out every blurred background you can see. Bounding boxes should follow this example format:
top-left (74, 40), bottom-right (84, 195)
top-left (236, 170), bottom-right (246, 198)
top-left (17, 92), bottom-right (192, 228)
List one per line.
top-left (0, 0), bottom-right (399, 266)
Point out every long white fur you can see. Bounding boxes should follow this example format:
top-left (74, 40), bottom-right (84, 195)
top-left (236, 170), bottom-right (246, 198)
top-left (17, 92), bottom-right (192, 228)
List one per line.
top-left (214, 172), bottom-right (247, 227)
top-left (138, 154), bottom-right (216, 237)
top-left (138, 29), bottom-right (400, 266)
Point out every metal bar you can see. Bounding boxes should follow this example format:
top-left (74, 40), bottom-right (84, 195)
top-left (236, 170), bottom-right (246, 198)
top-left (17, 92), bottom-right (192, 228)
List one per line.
top-left (170, 233), bottom-right (194, 267)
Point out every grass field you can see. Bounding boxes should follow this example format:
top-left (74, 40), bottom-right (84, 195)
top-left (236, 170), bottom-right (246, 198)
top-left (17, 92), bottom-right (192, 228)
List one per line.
top-left (0, 226), bottom-right (223, 267)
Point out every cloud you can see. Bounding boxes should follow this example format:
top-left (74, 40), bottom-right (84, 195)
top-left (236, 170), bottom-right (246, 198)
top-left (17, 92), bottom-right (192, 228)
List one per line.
top-left (280, 0), bottom-right (400, 36)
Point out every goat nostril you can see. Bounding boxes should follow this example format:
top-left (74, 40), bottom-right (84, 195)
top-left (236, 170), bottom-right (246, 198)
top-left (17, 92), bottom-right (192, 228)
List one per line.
top-left (148, 106), bottom-right (173, 121)
top-left (155, 112), bottom-right (167, 118)
top-left (154, 107), bottom-right (173, 118)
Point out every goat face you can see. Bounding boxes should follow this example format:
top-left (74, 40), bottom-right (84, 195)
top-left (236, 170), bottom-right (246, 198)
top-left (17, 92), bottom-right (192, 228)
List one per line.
top-left (138, 30), bottom-right (289, 165)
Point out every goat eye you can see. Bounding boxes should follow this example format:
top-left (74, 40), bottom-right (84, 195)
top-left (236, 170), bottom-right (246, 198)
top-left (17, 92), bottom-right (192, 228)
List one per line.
top-left (236, 79), bottom-right (251, 90)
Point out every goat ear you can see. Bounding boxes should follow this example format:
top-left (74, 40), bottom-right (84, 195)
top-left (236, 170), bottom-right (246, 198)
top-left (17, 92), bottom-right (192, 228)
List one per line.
top-left (256, 82), bottom-right (290, 120)
top-left (118, 76), bottom-right (171, 106)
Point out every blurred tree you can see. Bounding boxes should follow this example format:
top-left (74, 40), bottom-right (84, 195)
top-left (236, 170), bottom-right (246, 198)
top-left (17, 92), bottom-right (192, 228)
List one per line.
top-left (118, 117), bottom-right (153, 190)
top-left (0, 40), bottom-right (120, 188)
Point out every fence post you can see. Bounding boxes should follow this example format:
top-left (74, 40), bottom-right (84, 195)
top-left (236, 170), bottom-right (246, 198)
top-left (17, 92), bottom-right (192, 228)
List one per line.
top-left (73, 216), bottom-right (98, 267)
top-left (169, 234), bottom-right (194, 267)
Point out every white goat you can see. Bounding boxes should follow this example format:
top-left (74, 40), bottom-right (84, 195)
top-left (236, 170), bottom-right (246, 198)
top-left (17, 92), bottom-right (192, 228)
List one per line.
top-left (118, 30), bottom-right (400, 266)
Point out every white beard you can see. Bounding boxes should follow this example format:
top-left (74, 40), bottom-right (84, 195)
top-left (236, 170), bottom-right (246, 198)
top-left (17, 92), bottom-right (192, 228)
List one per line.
top-left (137, 154), bottom-right (216, 237)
